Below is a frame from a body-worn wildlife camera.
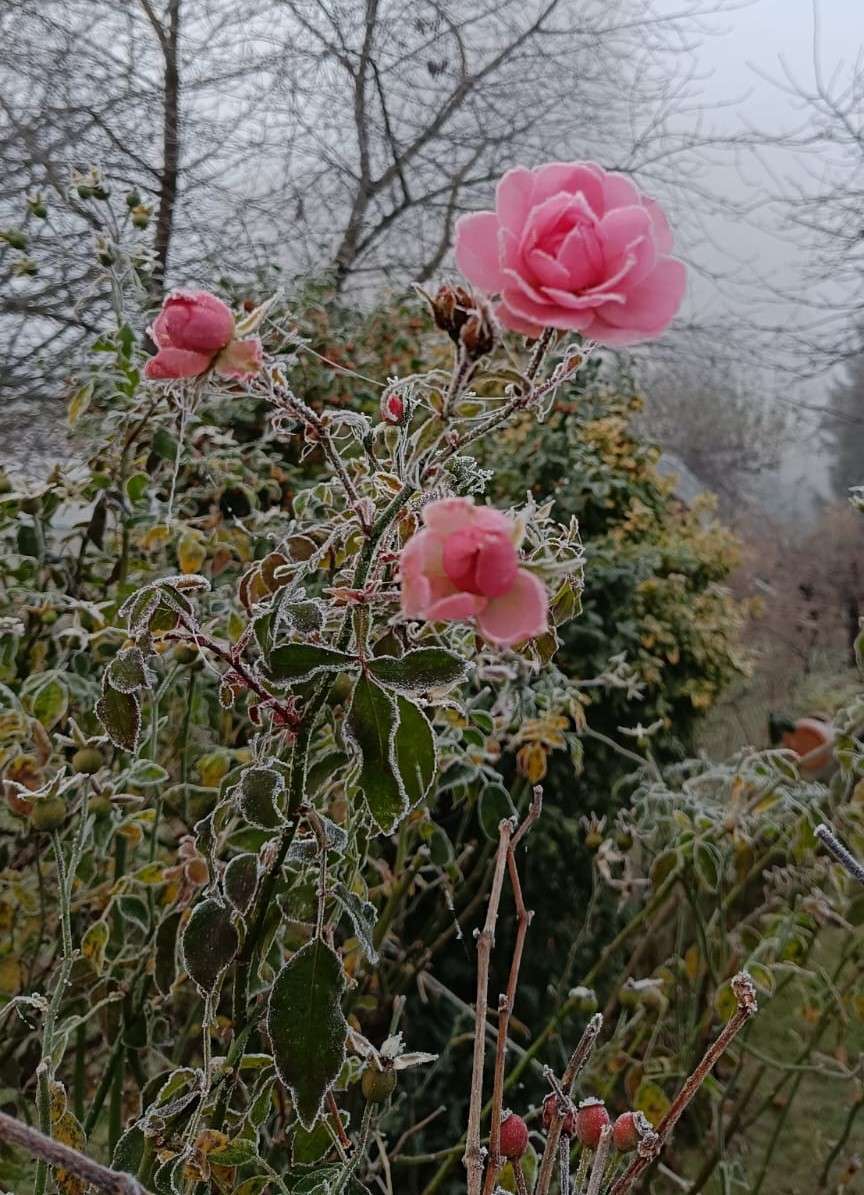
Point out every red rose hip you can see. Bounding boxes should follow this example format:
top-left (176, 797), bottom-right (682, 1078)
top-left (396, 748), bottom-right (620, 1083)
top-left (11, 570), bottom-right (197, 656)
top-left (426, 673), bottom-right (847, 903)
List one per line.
top-left (500, 1113), bottom-right (529, 1159)
top-left (575, 1098), bottom-right (610, 1148)
top-left (612, 1111), bottom-right (645, 1152)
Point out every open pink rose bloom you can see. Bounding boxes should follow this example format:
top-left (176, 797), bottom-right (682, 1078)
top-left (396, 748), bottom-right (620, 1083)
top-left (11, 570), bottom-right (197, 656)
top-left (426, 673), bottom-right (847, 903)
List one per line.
top-left (144, 289), bottom-right (263, 381)
top-left (454, 161), bottom-right (685, 346)
top-left (400, 497), bottom-right (547, 647)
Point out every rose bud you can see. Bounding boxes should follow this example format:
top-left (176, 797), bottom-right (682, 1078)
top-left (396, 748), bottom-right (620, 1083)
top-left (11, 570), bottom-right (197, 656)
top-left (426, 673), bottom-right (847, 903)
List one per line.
top-left (380, 390), bottom-right (405, 424)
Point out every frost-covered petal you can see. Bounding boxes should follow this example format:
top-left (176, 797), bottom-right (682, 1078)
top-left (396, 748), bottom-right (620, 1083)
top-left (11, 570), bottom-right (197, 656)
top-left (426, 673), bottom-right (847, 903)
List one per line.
top-left (477, 569), bottom-right (548, 646)
top-left (152, 289), bottom-right (235, 352)
top-left (144, 347), bottom-right (213, 380)
top-left (424, 592), bottom-right (487, 621)
top-left (215, 337), bottom-right (263, 380)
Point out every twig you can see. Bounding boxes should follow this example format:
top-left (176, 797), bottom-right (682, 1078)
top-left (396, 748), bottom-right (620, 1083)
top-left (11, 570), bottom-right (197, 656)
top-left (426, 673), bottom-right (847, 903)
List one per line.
top-left (466, 789), bottom-right (542, 1195)
top-left (586, 1123), bottom-right (613, 1195)
top-left (534, 1014), bottom-right (604, 1195)
top-left (464, 817), bottom-right (512, 1195)
top-left (0, 1110), bottom-right (153, 1194)
top-left (608, 972), bottom-right (758, 1194)
top-left (815, 822), bottom-right (864, 885)
top-left (482, 788), bottom-right (541, 1195)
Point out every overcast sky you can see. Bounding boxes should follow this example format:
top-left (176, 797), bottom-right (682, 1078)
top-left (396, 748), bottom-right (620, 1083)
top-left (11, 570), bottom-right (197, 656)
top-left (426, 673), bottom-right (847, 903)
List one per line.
top-left (656, 0), bottom-right (864, 514)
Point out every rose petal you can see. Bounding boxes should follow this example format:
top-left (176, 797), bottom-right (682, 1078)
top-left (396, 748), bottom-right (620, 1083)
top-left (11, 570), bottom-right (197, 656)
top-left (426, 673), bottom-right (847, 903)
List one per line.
top-left (144, 347), bottom-right (213, 380)
top-left (421, 497), bottom-right (478, 534)
top-left (594, 257), bottom-right (687, 334)
top-left (454, 212), bottom-right (505, 293)
top-left (502, 288), bottom-right (596, 332)
top-left (215, 337), bottom-right (263, 380)
top-left (424, 592), bottom-right (487, 621)
top-left (643, 197), bottom-right (674, 253)
top-left (152, 290), bottom-right (235, 352)
top-left (532, 162), bottom-right (606, 218)
top-left (496, 166), bottom-right (536, 233)
top-left (477, 569), bottom-right (548, 646)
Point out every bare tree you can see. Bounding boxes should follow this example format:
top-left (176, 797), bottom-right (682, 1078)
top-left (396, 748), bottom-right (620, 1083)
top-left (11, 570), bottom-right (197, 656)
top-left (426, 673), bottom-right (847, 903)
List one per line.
top-left (0, 0), bottom-right (749, 422)
top-left (638, 352), bottom-right (788, 508)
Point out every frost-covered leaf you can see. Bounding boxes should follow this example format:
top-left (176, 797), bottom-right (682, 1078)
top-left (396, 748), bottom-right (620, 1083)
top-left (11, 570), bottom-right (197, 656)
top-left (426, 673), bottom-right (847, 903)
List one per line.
top-left (368, 647), bottom-right (468, 695)
top-left (112, 1123), bottom-right (146, 1177)
top-left (268, 939), bottom-right (348, 1129)
top-left (478, 783), bottom-right (516, 841)
top-left (209, 1136), bottom-right (259, 1165)
top-left (394, 696), bottom-right (436, 807)
top-left (26, 675), bottom-right (69, 729)
top-left (333, 882), bottom-right (379, 963)
top-left (155, 910), bottom-right (181, 996)
top-left (181, 898), bottom-right (238, 997)
top-left (265, 642), bottom-right (358, 686)
top-left (346, 675), bottom-right (406, 834)
top-left (96, 680), bottom-right (141, 752)
top-left (236, 766), bottom-right (283, 829)
top-left (224, 852), bottom-right (259, 914)
top-left (81, 919), bottom-right (109, 974)
top-left (107, 647), bottom-right (150, 693)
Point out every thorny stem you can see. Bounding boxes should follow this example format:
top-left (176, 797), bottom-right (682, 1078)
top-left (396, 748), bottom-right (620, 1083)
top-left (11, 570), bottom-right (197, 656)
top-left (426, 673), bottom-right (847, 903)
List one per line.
top-left (169, 616), bottom-right (301, 731)
top-left (513, 1159), bottom-right (531, 1195)
top-left (218, 482), bottom-right (417, 1131)
top-left (815, 822), bottom-right (864, 885)
top-left (534, 1014), bottom-right (604, 1195)
top-left (0, 1110), bottom-right (153, 1195)
top-left (481, 800), bottom-right (540, 1195)
top-left (35, 823), bottom-right (85, 1195)
top-left (466, 789), bottom-right (542, 1195)
top-left (464, 818), bottom-right (512, 1195)
top-left (524, 327), bottom-right (556, 384)
top-left (558, 1135), bottom-right (571, 1195)
top-left (608, 973), bottom-right (759, 1195)
top-left (586, 1124), bottom-right (613, 1195)
top-left (442, 344), bottom-right (474, 420)
top-left (269, 380), bottom-right (369, 529)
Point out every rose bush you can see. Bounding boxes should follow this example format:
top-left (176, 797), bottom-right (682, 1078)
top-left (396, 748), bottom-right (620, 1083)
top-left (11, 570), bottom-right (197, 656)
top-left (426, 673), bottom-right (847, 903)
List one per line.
top-left (0, 159), bottom-right (859, 1195)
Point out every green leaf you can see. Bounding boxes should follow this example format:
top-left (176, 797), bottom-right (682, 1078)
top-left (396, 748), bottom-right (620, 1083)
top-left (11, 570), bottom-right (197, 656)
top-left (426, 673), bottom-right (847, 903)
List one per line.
top-left (125, 472), bottom-right (150, 503)
top-left (151, 426), bottom-right (179, 462)
top-left (181, 899), bottom-right (238, 997)
top-left (236, 766), bottom-right (283, 829)
top-left (268, 939), bottom-right (348, 1130)
top-left (112, 1123), bottom-right (145, 1176)
top-left (126, 759), bottom-right (169, 787)
top-left (333, 882), bottom-right (379, 963)
top-left (224, 853), bottom-right (259, 915)
top-left (347, 676), bottom-right (406, 834)
top-left (108, 647), bottom-right (149, 694)
top-left (155, 910), bottom-right (181, 997)
top-left (367, 647), bottom-right (468, 694)
top-left (96, 681), bottom-right (141, 752)
top-left (265, 643), bottom-right (358, 686)
top-left (30, 678), bottom-right (68, 729)
top-left (478, 782), bottom-right (516, 841)
top-left (209, 1137), bottom-right (259, 1165)
top-left (394, 696), bottom-right (436, 808)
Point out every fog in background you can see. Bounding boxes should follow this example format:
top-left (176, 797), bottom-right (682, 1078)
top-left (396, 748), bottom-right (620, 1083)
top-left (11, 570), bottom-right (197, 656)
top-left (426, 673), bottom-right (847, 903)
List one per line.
top-left (3, 0), bottom-right (864, 521)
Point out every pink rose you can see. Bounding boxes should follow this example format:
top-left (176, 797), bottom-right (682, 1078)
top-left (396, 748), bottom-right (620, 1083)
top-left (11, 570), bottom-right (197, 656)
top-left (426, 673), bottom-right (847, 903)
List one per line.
top-left (454, 162), bottom-right (685, 347)
top-left (400, 497), bottom-right (547, 647)
top-left (144, 289), bottom-right (263, 381)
